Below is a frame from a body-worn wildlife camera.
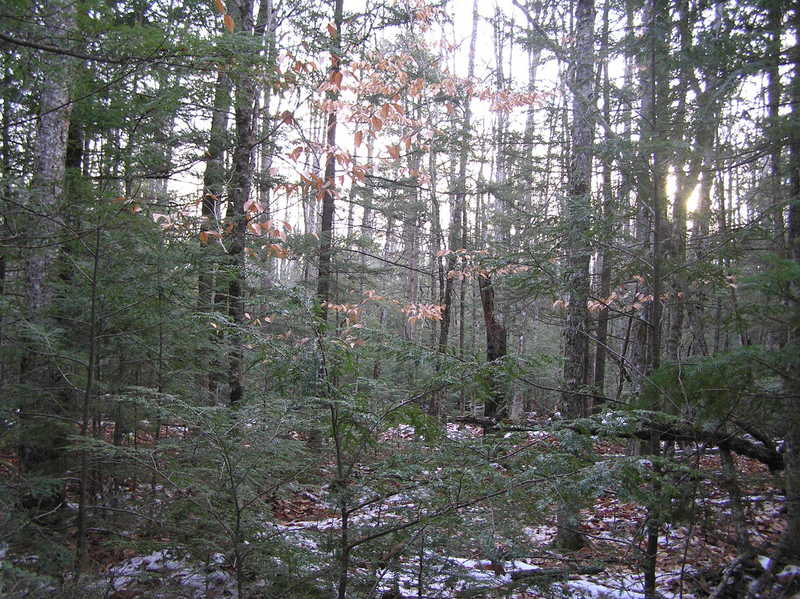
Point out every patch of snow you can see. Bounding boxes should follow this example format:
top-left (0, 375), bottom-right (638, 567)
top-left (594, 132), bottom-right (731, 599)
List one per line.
top-left (446, 423), bottom-right (482, 440)
top-left (509, 560), bottom-right (540, 571)
top-left (561, 578), bottom-right (647, 599)
top-left (106, 549), bottom-right (236, 598)
top-left (381, 424), bottom-right (416, 441)
top-left (777, 564), bottom-right (800, 582)
top-left (524, 524), bottom-right (557, 544)
top-left (758, 555), bottom-right (773, 571)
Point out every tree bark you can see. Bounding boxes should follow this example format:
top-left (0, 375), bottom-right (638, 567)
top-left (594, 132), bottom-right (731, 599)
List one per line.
top-left (556, 0), bottom-right (595, 551)
top-left (593, 0), bottom-right (612, 406)
top-left (439, 0), bottom-right (477, 361)
top-left (779, 1), bottom-right (800, 563)
top-left (199, 69), bottom-right (232, 404)
top-left (19, 0), bottom-right (75, 479)
top-left (227, 0), bottom-right (257, 407)
top-left (478, 275), bottom-right (507, 420)
top-left (316, 0), bottom-right (344, 326)
top-left (638, 2), bottom-right (670, 595)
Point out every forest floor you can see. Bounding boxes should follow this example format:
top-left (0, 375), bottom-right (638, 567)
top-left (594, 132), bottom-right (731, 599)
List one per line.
top-left (64, 420), bottom-right (788, 598)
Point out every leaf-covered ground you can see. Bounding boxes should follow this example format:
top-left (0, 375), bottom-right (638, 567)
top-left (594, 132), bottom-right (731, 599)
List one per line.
top-left (71, 419), bottom-right (791, 598)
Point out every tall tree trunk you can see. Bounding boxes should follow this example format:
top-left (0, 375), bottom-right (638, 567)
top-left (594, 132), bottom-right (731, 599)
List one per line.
top-left (227, 0), bottom-right (257, 407)
top-left (556, 0), bottom-right (595, 552)
top-left (476, 9), bottom-right (511, 421)
top-left (439, 0), bottom-right (477, 362)
top-left (478, 275), bottom-right (507, 420)
top-left (402, 145), bottom-right (421, 342)
top-left (638, 2), bottom-right (670, 595)
top-left (768, 2), bottom-right (785, 256)
top-left (199, 70), bottom-right (232, 403)
top-left (19, 0), bottom-right (75, 481)
top-left (779, 2), bottom-right (800, 563)
top-left (593, 0), bottom-right (612, 405)
top-left (316, 0), bottom-right (344, 326)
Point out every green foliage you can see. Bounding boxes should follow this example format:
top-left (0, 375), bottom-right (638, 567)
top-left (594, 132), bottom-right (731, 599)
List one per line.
top-left (635, 348), bottom-right (760, 424)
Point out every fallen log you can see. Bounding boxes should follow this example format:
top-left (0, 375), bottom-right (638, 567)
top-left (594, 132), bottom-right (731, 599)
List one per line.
top-left (453, 414), bottom-right (784, 472)
top-left (509, 565), bottom-right (605, 580)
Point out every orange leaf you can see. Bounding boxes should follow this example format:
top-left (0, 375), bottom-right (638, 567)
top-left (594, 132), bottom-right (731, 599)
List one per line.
top-left (281, 110), bottom-right (294, 125)
top-left (244, 198), bottom-right (262, 213)
top-left (380, 103), bottom-right (390, 118)
top-left (371, 116), bottom-right (383, 132)
top-left (330, 70), bottom-right (343, 88)
top-left (214, 0), bottom-right (226, 14)
top-left (224, 14), bottom-right (234, 33)
top-left (387, 144), bottom-right (400, 160)
top-left (327, 23), bottom-right (337, 36)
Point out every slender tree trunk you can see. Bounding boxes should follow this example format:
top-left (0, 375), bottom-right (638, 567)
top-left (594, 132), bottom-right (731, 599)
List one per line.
top-left (556, 0), bottom-right (595, 552)
top-left (402, 147), bottom-right (421, 342)
top-left (439, 0), bottom-right (477, 361)
top-left (19, 0), bottom-right (75, 481)
top-left (768, 2), bottom-right (785, 256)
top-left (316, 0), bottom-right (344, 326)
top-left (227, 0), bottom-right (257, 407)
top-left (639, 2), bottom-right (670, 595)
top-left (0, 61), bottom-right (12, 388)
top-left (199, 70), bottom-right (232, 403)
top-left (75, 225), bottom-right (100, 575)
top-left (475, 10), bottom-right (511, 421)
top-left (478, 276), bottom-right (507, 420)
top-left (593, 0), bottom-right (612, 405)
top-left (256, 0), bottom-right (277, 294)
top-left (779, 2), bottom-right (800, 563)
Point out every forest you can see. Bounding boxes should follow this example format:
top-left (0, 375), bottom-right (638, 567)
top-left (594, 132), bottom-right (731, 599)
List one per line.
top-left (1, 0), bottom-right (798, 597)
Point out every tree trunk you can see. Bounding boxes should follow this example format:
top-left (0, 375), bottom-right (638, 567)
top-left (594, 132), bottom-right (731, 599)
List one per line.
top-left (316, 0), bottom-right (344, 326)
top-left (199, 69), bottom-right (232, 403)
top-left (227, 0), bottom-right (257, 407)
top-left (556, 0), bottom-right (595, 552)
top-left (767, 2), bottom-right (785, 257)
top-left (19, 0), bottom-right (75, 481)
top-left (593, 0), bottom-right (612, 405)
top-left (439, 0), bottom-right (477, 362)
top-left (779, 2), bottom-right (800, 562)
top-left (478, 276), bottom-right (507, 420)
top-left (638, 2), bottom-right (670, 595)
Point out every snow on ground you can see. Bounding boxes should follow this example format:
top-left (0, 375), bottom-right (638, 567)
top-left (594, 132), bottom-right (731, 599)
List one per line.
top-left (446, 422), bottom-right (483, 440)
top-left (560, 577), bottom-right (647, 599)
top-left (103, 550), bottom-right (235, 598)
top-left (89, 419), bottom-right (786, 598)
